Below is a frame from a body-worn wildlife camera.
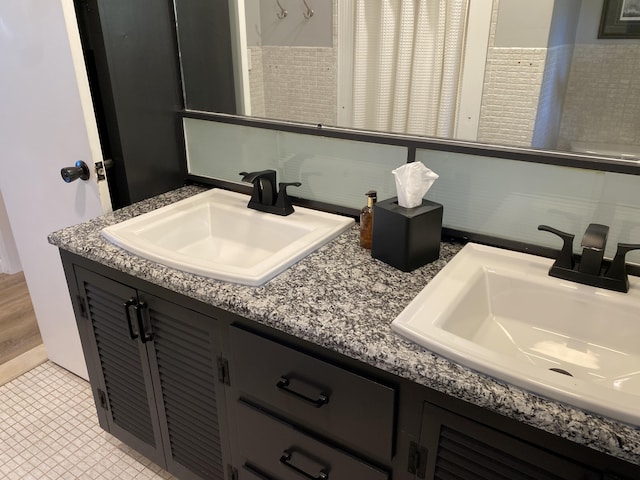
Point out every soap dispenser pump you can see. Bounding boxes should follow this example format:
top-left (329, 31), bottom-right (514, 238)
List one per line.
top-left (360, 190), bottom-right (377, 249)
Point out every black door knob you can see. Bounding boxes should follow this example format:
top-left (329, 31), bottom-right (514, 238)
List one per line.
top-left (61, 160), bottom-right (90, 183)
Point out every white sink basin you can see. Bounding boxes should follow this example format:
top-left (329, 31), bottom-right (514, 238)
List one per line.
top-left (102, 189), bottom-right (353, 286)
top-left (392, 243), bottom-right (640, 425)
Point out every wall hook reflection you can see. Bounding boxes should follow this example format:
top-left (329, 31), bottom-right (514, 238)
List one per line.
top-left (275, 0), bottom-right (287, 19)
top-left (302, 0), bottom-right (314, 19)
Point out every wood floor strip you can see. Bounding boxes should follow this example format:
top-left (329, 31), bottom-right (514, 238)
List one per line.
top-left (0, 344), bottom-right (48, 386)
top-left (0, 271), bottom-right (42, 364)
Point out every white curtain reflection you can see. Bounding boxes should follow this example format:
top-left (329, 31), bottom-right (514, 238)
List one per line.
top-left (351, 0), bottom-right (468, 137)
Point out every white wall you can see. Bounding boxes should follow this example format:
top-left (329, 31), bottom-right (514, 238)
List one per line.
top-left (531, 0), bottom-right (581, 149)
top-left (494, 0), bottom-right (554, 47)
top-left (258, 0), bottom-right (332, 47)
top-left (245, 0), bottom-right (262, 46)
top-left (576, 0), bottom-right (640, 44)
top-left (480, 0), bottom-right (584, 149)
top-left (558, 0), bottom-right (640, 150)
top-left (548, 0), bottom-right (581, 47)
top-left (246, 0), bottom-right (337, 125)
top-left (0, 190), bottom-right (22, 274)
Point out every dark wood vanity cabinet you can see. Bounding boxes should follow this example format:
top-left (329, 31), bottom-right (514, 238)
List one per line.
top-left (229, 326), bottom-right (395, 480)
top-left (60, 253), bottom-right (640, 480)
top-left (417, 402), bottom-right (600, 480)
top-left (69, 265), bottom-right (231, 480)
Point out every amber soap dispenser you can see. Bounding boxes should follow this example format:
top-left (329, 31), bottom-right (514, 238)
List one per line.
top-left (360, 190), bottom-right (377, 249)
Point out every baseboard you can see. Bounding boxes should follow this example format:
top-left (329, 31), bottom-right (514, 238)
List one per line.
top-left (0, 344), bottom-right (48, 386)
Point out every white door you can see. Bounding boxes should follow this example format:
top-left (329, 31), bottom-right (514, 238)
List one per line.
top-left (0, 0), bottom-right (112, 379)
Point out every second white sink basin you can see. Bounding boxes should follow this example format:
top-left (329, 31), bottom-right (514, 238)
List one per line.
top-left (392, 243), bottom-right (640, 425)
top-left (102, 189), bottom-right (354, 286)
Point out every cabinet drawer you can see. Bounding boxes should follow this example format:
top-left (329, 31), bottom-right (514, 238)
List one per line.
top-left (239, 466), bottom-right (270, 480)
top-left (237, 401), bottom-right (389, 480)
top-left (230, 327), bottom-right (396, 461)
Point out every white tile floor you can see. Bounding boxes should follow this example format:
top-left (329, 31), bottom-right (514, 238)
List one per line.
top-left (0, 362), bottom-right (175, 480)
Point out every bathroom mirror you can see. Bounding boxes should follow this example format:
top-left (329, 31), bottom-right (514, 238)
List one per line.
top-left (175, 0), bottom-right (640, 162)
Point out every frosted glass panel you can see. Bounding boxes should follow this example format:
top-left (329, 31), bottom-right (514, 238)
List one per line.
top-left (185, 118), bottom-right (281, 180)
top-left (184, 118), bottom-right (408, 209)
top-left (184, 117), bottom-right (640, 264)
top-left (417, 149), bottom-right (640, 262)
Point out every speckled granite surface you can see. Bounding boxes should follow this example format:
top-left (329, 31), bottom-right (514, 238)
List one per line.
top-left (49, 185), bottom-right (640, 466)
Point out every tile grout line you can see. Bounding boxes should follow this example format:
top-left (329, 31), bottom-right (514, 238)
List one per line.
top-left (0, 361), bottom-right (175, 480)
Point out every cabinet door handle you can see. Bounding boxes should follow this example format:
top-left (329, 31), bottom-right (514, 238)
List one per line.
top-left (123, 298), bottom-right (139, 340)
top-left (135, 302), bottom-right (153, 343)
top-left (279, 449), bottom-right (329, 480)
top-left (276, 376), bottom-right (329, 407)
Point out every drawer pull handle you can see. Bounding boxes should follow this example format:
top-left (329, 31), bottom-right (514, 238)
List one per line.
top-left (276, 376), bottom-right (329, 407)
top-left (134, 302), bottom-right (153, 343)
top-left (279, 449), bottom-right (329, 480)
top-left (123, 298), bottom-right (139, 340)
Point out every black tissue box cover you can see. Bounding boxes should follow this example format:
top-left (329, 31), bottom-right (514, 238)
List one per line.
top-left (371, 197), bottom-right (443, 272)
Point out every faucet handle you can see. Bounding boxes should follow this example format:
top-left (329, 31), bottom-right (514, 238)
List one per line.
top-left (274, 182), bottom-right (302, 216)
top-left (279, 182), bottom-right (302, 190)
top-left (605, 243), bottom-right (640, 286)
top-left (538, 225), bottom-right (575, 269)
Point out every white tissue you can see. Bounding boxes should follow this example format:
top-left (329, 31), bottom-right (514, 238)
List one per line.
top-left (392, 162), bottom-right (439, 208)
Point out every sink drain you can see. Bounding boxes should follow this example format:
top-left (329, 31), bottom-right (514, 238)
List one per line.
top-left (549, 368), bottom-right (573, 377)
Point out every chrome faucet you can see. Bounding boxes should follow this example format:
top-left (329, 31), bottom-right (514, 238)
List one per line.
top-left (239, 170), bottom-right (301, 216)
top-left (538, 223), bottom-right (640, 293)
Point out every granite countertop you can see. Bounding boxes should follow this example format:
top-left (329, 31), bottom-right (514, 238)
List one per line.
top-left (49, 185), bottom-right (640, 466)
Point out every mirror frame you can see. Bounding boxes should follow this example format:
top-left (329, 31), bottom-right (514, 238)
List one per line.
top-left (173, 1), bottom-right (640, 178)
top-left (181, 110), bottom-right (640, 177)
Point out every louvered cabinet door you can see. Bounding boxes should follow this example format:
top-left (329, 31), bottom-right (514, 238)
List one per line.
top-left (418, 402), bottom-right (600, 480)
top-left (142, 293), bottom-right (230, 480)
top-left (74, 267), bottom-right (166, 467)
